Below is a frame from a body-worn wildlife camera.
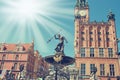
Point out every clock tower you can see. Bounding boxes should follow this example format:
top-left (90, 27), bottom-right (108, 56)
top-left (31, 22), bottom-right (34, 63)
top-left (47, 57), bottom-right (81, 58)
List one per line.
top-left (74, 0), bottom-right (89, 55)
top-left (74, 0), bottom-right (89, 22)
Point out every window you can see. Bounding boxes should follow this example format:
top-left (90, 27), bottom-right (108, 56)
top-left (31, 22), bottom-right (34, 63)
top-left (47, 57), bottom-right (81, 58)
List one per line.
top-left (98, 38), bottom-right (101, 41)
top-left (0, 70), bottom-right (2, 74)
top-left (90, 48), bottom-right (94, 57)
top-left (0, 62), bottom-right (4, 70)
top-left (81, 32), bottom-right (84, 34)
top-left (106, 32), bottom-right (109, 35)
top-left (98, 32), bottom-right (101, 35)
top-left (17, 46), bottom-right (25, 51)
top-left (15, 55), bottom-right (19, 60)
top-left (90, 32), bottom-right (93, 34)
top-left (109, 64), bottom-right (115, 76)
top-left (99, 48), bottom-right (104, 57)
top-left (81, 64), bottom-right (86, 75)
top-left (107, 38), bottom-right (110, 41)
top-left (90, 64), bottom-right (95, 74)
top-left (108, 48), bottom-right (113, 58)
top-left (13, 63), bottom-right (17, 70)
top-left (80, 48), bottom-right (85, 57)
top-left (90, 38), bottom-right (93, 41)
top-left (2, 55), bottom-right (6, 60)
top-left (100, 64), bottom-right (105, 76)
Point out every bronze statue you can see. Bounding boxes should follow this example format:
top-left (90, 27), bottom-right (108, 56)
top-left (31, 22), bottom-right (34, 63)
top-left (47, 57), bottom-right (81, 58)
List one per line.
top-left (54, 34), bottom-right (68, 53)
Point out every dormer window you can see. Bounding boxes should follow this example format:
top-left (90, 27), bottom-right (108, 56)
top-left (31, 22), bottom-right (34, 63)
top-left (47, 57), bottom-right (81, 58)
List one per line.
top-left (19, 46), bottom-right (25, 51)
top-left (0, 46), bottom-right (7, 51)
top-left (16, 46), bottom-right (25, 51)
top-left (3, 46), bottom-right (7, 51)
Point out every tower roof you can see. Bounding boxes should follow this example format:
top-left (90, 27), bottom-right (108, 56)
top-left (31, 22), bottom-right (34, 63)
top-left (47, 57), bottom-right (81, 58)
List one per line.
top-left (75, 0), bottom-right (88, 8)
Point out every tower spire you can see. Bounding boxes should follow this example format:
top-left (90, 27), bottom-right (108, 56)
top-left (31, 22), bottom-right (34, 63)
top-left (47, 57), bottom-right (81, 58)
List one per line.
top-left (75, 0), bottom-right (80, 7)
top-left (75, 0), bottom-right (88, 8)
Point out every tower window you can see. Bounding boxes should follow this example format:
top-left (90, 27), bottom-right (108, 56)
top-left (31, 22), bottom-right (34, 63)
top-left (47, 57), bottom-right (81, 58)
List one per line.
top-left (100, 64), bottom-right (105, 76)
top-left (109, 64), bottom-right (115, 76)
top-left (90, 48), bottom-right (94, 57)
top-left (2, 55), bottom-right (6, 60)
top-left (99, 48), bottom-right (104, 57)
top-left (81, 32), bottom-right (85, 34)
top-left (80, 48), bottom-right (85, 57)
top-left (89, 32), bottom-right (93, 34)
top-left (98, 32), bottom-right (101, 35)
top-left (106, 32), bottom-right (109, 35)
top-left (108, 48), bottom-right (113, 58)
top-left (107, 38), bottom-right (110, 41)
top-left (80, 64), bottom-right (86, 75)
top-left (90, 38), bottom-right (93, 41)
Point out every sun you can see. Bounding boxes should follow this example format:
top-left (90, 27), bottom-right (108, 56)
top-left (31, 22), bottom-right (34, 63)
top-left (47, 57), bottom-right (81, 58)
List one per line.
top-left (9, 0), bottom-right (45, 20)
top-left (15, 0), bottom-right (38, 18)
top-left (0, 0), bottom-right (74, 56)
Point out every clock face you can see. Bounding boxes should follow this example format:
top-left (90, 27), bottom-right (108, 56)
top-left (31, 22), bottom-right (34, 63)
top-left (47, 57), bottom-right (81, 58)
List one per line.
top-left (79, 10), bottom-right (86, 16)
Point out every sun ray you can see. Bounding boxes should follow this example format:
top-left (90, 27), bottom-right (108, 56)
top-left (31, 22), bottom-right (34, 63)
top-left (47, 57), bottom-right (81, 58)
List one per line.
top-left (0, 0), bottom-right (74, 56)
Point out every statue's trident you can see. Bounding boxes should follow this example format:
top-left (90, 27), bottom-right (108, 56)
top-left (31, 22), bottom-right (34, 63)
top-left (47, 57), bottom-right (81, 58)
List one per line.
top-left (47, 29), bottom-right (62, 43)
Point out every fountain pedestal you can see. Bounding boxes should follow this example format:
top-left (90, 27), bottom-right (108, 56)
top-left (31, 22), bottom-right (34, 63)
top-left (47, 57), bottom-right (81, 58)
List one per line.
top-left (44, 52), bottom-right (75, 80)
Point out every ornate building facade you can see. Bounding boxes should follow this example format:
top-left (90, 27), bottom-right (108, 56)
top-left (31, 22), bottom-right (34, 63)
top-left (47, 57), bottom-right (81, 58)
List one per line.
top-left (0, 42), bottom-right (49, 79)
top-left (74, 0), bottom-right (120, 80)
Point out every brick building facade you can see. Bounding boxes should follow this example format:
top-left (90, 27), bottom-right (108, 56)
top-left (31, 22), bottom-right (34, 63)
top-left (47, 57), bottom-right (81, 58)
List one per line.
top-left (0, 41), bottom-right (49, 79)
top-left (74, 0), bottom-right (120, 80)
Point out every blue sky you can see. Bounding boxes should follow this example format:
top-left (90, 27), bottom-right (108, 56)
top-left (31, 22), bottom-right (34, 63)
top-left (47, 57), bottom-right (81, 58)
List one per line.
top-left (0, 0), bottom-right (120, 57)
